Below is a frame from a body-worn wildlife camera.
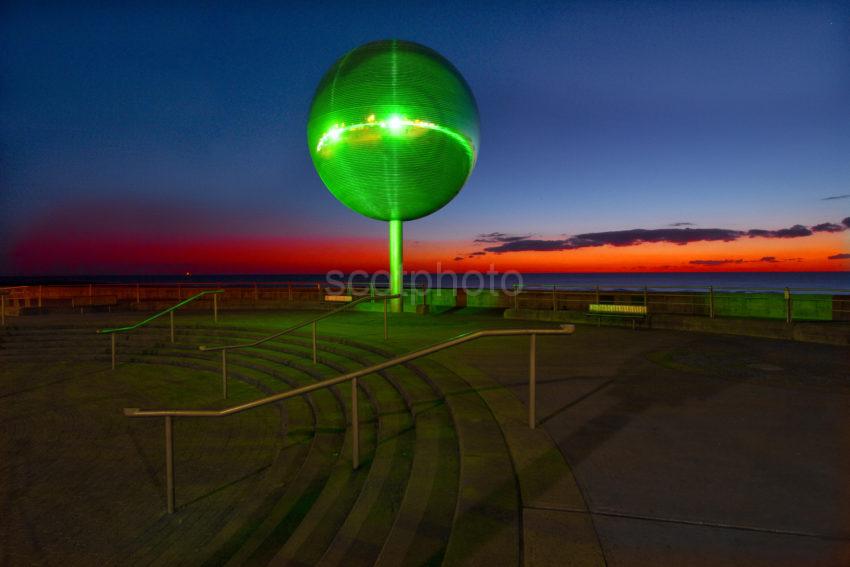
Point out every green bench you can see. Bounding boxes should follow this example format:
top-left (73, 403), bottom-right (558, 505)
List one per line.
top-left (587, 303), bottom-right (648, 330)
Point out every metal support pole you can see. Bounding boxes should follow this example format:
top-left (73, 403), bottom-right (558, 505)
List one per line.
top-left (254, 283), bottom-right (259, 302)
top-left (111, 334), bottom-right (116, 370)
top-left (514, 285), bottom-right (519, 310)
top-left (170, 311), bottom-right (175, 343)
top-left (165, 416), bottom-right (174, 514)
top-left (389, 219), bottom-right (403, 313)
top-left (136, 283), bottom-right (141, 304)
top-left (288, 283), bottom-right (292, 302)
top-left (352, 377), bottom-right (359, 469)
top-left (1, 296), bottom-right (5, 326)
top-left (312, 321), bottom-right (317, 364)
top-left (595, 285), bottom-right (600, 304)
top-left (552, 285), bottom-right (557, 311)
top-left (708, 286), bottom-right (715, 319)
top-left (213, 294), bottom-right (218, 323)
top-left (222, 350), bottom-right (227, 399)
top-left (38, 285), bottom-right (43, 308)
top-left (785, 287), bottom-right (792, 323)
top-left (643, 286), bottom-right (648, 309)
top-left (89, 284), bottom-right (93, 298)
top-left (383, 297), bottom-right (388, 340)
top-left (529, 333), bottom-right (537, 429)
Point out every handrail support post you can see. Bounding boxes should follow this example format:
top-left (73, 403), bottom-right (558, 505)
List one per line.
top-left (352, 377), bottom-right (359, 469)
top-left (709, 286), bottom-right (715, 319)
top-left (529, 333), bottom-right (537, 429)
top-left (222, 350), bottom-right (227, 399)
top-left (213, 293), bottom-right (218, 323)
top-left (165, 416), bottom-right (174, 514)
top-left (312, 321), bottom-right (317, 364)
top-left (383, 297), bottom-right (388, 340)
top-left (111, 334), bottom-right (116, 370)
top-left (170, 311), bottom-right (175, 343)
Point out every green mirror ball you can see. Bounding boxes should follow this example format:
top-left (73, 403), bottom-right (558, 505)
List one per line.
top-left (307, 40), bottom-right (480, 222)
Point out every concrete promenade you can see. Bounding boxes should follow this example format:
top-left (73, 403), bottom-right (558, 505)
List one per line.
top-left (1, 308), bottom-right (848, 565)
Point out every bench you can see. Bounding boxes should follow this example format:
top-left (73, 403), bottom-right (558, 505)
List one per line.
top-left (324, 294), bottom-right (353, 303)
top-left (587, 303), bottom-right (648, 330)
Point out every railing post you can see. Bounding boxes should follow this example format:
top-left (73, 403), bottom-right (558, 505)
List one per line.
top-left (136, 283), bottom-right (141, 304)
top-left (1, 296), bottom-right (5, 326)
top-left (352, 377), bottom-right (359, 469)
top-left (213, 293), bottom-right (218, 323)
top-left (513, 284), bottom-right (519, 310)
top-left (383, 297), bottom-right (388, 340)
top-left (785, 287), bottom-right (792, 323)
top-left (552, 285), bottom-right (557, 311)
top-left (222, 350), bottom-right (228, 399)
top-left (312, 321), bottom-right (317, 364)
top-left (111, 334), bottom-right (116, 370)
top-left (708, 286), bottom-right (715, 319)
top-left (165, 416), bottom-right (175, 514)
top-left (288, 283), bottom-right (292, 302)
top-left (643, 286), bottom-right (648, 309)
top-left (595, 285), bottom-right (600, 304)
top-left (38, 285), bottom-right (43, 308)
top-left (254, 283), bottom-right (259, 302)
top-left (170, 311), bottom-right (175, 343)
top-left (529, 333), bottom-right (537, 429)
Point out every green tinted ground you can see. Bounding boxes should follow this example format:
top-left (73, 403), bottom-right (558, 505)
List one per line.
top-left (2, 309), bottom-right (848, 565)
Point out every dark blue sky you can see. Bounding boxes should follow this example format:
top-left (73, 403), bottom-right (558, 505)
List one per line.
top-left (2, 1), bottom-right (848, 273)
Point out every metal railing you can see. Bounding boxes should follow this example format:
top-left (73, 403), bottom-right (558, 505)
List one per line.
top-left (511, 283), bottom-right (850, 323)
top-left (98, 290), bottom-right (224, 369)
top-left (198, 293), bottom-right (401, 399)
top-left (124, 324), bottom-right (575, 513)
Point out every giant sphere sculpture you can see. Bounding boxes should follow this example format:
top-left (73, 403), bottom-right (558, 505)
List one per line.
top-left (307, 40), bottom-right (479, 310)
top-left (307, 39), bottom-right (479, 222)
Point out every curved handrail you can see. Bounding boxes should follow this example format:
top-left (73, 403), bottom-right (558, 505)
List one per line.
top-left (124, 323), bottom-right (573, 513)
top-left (97, 289), bottom-right (224, 335)
top-left (198, 293), bottom-right (401, 352)
top-left (126, 325), bottom-right (574, 418)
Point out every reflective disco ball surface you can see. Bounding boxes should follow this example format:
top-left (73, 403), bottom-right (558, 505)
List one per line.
top-left (307, 40), bottom-right (479, 221)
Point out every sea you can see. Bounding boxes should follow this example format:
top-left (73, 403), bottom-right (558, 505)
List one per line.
top-left (2, 272), bottom-right (849, 293)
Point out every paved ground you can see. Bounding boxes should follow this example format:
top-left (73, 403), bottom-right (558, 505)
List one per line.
top-left (3, 308), bottom-right (849, 565)
top-left (448, 322), bottom-right (850, 566)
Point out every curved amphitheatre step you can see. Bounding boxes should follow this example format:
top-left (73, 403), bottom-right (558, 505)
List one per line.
top-left (1, 323), bottom-right (602, 566)
top-left (158, 331), bottom-right (411, 566)
top-left (136, 333), bottom-right (391, 566)
top-left (152, 328), bottom-right (458, 567)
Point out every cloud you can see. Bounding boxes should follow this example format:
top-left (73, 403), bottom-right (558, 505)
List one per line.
top-left (689, 256), bottom-right (785, 266)
top-left (474, 232), bottom-right (532, 244)
top-left (689, 259), bottom-right (744, 266)
top-left (483, 227), bottom-right (743, 253)
top-left (822, 194), bottom-right (850, 201)
top-left (473, 219), bottom-right (842, 256)
top-left (668, 222), bottom-right (694, 227)
top-left (811, 222), bottom-right (845, 233)
top-left (747, 224), bottom-right (812, 238)
top-left (828, 253), bottom-right (850, 260)
top-left (453, 256), bottom-right (464, 261)
top-left (843, 217), bottom-right (850, 228)
top-left (468, 251), bottom-right (486, 257)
